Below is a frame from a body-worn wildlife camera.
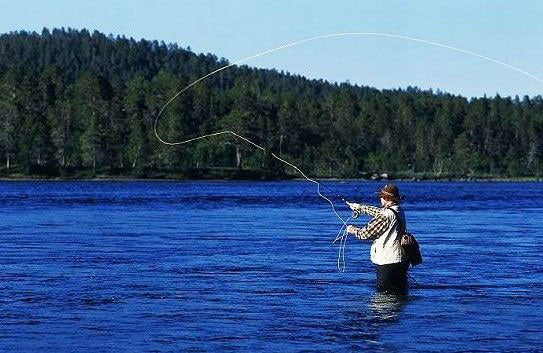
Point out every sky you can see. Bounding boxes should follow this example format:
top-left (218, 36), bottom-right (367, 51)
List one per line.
top-left (1, 0), bottom-right (542, 98)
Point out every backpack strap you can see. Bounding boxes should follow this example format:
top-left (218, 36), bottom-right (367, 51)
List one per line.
top-left (388, 208), bottom-right (405, 234)
top-left (390, 208), bottom-right (423, 266)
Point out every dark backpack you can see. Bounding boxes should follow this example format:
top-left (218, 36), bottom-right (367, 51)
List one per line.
top-left (390, 208), bottom-right (422, 267)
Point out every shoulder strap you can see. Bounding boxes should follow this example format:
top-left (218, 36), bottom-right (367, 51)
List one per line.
top-left (389, 208), bottom-right (405, 234)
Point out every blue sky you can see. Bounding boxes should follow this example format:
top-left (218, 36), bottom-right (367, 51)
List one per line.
top-left (1, 0), bottom-right (542, 98)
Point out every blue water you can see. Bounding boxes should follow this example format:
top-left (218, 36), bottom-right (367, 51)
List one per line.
top-left (0, 180), bottom-right (542, 352)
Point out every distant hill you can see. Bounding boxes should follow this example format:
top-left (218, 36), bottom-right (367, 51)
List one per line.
top-left (0, 28), bottom-right (542, 179)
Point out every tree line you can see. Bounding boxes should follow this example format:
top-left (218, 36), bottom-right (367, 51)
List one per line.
top-left (0, 28), bottom-right (542, 179)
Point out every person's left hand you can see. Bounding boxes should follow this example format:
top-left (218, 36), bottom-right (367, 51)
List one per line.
top-left (346, 225), bottom-right (357, 234)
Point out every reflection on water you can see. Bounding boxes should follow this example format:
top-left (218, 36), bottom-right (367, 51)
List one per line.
top-left (338, 291), bottom-right (409, 350)
top-left (369, 292), bottom-right (409, 323)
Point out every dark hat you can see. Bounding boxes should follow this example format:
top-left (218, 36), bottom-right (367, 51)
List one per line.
top-left (378, 184), bottom-right (403, 203)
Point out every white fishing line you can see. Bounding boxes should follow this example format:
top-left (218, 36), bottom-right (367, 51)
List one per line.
top-left (154, 31), bottom-right (543, 272)
top-left (154, 32), bottom-right (543, 126)
top-left (333, 216), bottom-right (353, 272)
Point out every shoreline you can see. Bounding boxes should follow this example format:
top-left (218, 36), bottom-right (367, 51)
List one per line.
top-left (0, 175), bottom-right (541, 182)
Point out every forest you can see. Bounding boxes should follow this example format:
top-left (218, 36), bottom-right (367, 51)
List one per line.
top-left (0, 28), bottom-right (542, 179)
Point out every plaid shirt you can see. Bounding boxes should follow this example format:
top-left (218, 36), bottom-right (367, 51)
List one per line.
top-left (350, 204), bottom-right (390, 241)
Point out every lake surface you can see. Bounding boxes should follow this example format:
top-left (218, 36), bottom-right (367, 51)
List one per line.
top-left (0, 180), bottom-right (542, 352)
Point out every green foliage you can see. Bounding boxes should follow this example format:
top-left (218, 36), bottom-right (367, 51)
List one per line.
top-left (0, 28), bottom-right (542, 179)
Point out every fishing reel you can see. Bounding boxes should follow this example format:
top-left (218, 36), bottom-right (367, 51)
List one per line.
top-left (345, 201), bottom-right (361, 219)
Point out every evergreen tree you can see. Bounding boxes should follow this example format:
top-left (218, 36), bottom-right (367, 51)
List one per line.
top-left (0, 28), bottom-right (542, 179)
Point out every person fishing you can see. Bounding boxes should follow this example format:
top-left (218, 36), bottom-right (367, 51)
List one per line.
top-left (345, 184), bottom-right (410, 293)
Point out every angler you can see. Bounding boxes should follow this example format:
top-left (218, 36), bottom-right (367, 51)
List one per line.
top-left (346, 184), bottom-right (420, 293)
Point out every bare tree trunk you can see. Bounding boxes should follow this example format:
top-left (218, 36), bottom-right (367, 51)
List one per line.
top-left (132, 145), bottom-right (141, 169)
top-left (6, 155), bottom-right (10, 170)
top-left (236, 146), bottom-right (242, 170)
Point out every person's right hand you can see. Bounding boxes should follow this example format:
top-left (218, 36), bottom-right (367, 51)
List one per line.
top-left (346, 201), bottom-right (360, 211)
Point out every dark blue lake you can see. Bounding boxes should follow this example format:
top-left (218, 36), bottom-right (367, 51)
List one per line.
top-left (0, 180), bottom-right (542, 352)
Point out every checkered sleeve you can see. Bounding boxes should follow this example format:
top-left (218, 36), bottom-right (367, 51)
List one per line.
top-left (349, 203), bottom-right (383, 217)
top-left (359, 205), bottom-right (383, 217)
top-left (351, 214), bottom-right (390, 241)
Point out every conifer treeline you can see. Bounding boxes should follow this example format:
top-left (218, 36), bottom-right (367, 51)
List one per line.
top-left (0, 28), bottom-right (542, 178)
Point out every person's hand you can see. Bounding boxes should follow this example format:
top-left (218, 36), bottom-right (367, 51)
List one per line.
top-left (346, 225), bottom-right (357, 234)
top-left (346, 202), bottom-right (361, 218)
top-left (346, 201), bottom-right (360, 211)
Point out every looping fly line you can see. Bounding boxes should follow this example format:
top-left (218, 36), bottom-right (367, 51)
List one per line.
top-left (154, 32), bottom-right (543, 272)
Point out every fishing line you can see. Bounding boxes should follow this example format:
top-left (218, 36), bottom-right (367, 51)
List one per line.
top-left (155, 129), bottom-right (348, 225)
top-left (154, 32), bottom-right (543, 123)
top-left (154, 31), bottom-right (543, 272)
top-left (153, 130), bottom-right (350, 268)
top-left (333, 215), bottom-right (353, 272)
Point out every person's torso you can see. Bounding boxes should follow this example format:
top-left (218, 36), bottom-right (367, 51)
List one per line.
top-left (370, 205), bottom-right (407, 265)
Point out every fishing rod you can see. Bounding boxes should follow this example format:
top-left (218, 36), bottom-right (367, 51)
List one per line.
top-left (319, 183), bottom-right (348, 203)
